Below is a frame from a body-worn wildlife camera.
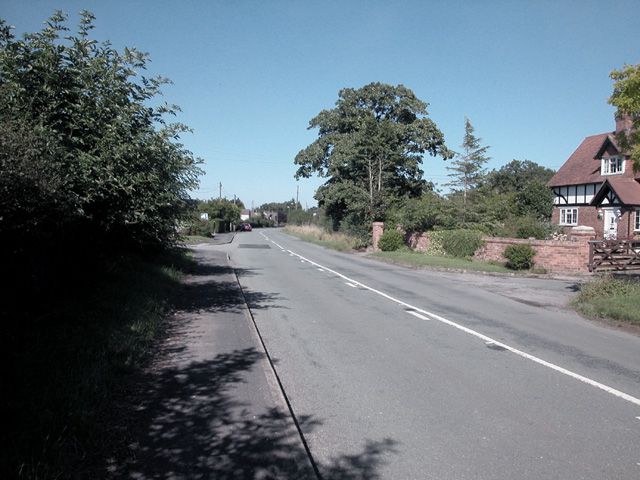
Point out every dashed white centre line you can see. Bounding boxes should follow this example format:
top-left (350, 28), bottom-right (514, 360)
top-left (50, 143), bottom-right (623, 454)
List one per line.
top-left (280, 247), bottom-right (640, 408)
top-left (317, 268), bottom-right (325, 272)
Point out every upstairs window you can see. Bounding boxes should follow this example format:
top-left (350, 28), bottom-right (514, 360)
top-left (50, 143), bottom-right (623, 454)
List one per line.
top-left (601, 156), bottom-right (624, 175)
top-left (560, 208), bottom-right (578, 226)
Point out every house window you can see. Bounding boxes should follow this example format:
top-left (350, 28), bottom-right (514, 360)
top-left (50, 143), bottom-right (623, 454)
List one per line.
top-left (601, 156), bottom-right (624, 175)
top-left (560, 208), bottom-right (578, 226)
top-left (636, 209), bottom-right (640, 231)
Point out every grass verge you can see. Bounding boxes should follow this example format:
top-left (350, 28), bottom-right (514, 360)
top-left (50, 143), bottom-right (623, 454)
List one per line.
top-left (572, 275), bottom-right (640, 326)
top-left (182, 234), bottom-right (216, 244)
top-left (284, 225), bottom-right (366, 251)
top-left (371, 250), bottom-right (512, 273)
top-left (2, 249), bottom-right (193, 479)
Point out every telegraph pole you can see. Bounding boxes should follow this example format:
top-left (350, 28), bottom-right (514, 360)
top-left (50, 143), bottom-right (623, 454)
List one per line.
top-left (219, 182), bottom-right (222, 200)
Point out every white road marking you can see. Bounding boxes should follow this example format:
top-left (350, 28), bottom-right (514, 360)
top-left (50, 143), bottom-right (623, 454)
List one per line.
top-left (345, 282), bottom-right (358, 288)
top-left (283, 248), bottom-right (640, 408)
top-left (317, 268), bottom-right (325, 272)
top-left (407, 310), bottom-right (430, 321)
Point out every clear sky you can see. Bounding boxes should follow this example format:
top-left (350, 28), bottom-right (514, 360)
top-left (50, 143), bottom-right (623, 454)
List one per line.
top-left (3, 1), bottom-right (640, 209)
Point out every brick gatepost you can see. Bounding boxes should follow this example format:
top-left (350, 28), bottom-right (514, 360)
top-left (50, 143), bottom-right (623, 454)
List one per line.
top-left (372, 222), bottom-right (384, 252)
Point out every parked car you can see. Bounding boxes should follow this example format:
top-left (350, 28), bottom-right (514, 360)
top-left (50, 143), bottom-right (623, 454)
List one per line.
top-left (239, 223), bottom-right (252, 231)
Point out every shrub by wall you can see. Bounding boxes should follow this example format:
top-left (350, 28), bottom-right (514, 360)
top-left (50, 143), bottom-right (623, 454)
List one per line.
top-left (504, 244), bottom-right (535, 270)
top-left (378, 229), bottom-right (404, 251)
top-left (434, 229), bottom-right (485, 258)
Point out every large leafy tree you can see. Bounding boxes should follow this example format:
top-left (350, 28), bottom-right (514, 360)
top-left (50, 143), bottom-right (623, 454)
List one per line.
top-left (609, 63), bottom-right (640, 171)
top-left (294, 83), bottom-right (450, 230)
top-left (0, 11), bottom-right (201, 255)
top-left (482, 159), bottom-right (555, 220)
top-left (445, 117), bottom-right (490, 213)
top-left (484, 159), bottom-right (555, 194)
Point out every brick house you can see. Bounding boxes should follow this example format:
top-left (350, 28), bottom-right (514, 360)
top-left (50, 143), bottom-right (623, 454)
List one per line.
top-left (548, 115), bottom-right (640, 239)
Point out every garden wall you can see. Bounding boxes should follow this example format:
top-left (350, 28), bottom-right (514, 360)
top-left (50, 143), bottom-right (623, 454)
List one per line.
top-left (373, 222), bottom-right (595, 274)
top-left (473, 236), bottom-right (591, 273)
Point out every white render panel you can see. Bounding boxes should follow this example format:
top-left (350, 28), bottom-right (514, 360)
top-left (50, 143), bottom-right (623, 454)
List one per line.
top-left (553, 183), bottom-right (599, 206)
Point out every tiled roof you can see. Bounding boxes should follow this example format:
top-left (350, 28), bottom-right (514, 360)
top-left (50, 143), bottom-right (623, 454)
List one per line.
top-left (591, 177), bottom-right (640, 206)
top-left (547, 132), bottom-right (639, 187)
top-left (548, 133), bottom-right (610, 187)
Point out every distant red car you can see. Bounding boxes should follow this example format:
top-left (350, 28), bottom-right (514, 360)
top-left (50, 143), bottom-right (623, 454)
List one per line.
top-left (239, 223), bottom-right (252, 232)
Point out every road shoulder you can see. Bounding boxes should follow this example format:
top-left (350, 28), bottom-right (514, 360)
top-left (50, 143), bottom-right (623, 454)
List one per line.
top-left (106, 246), bottom-right (316, 478)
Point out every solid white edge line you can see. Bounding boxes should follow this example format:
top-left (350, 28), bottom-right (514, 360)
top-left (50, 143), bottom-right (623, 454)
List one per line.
top-left (283, 249), bottom-right (640, 408)
top-left (407, 310), bottom-right (430, 321)
top-left (345, 282), bottom-right (357, 288)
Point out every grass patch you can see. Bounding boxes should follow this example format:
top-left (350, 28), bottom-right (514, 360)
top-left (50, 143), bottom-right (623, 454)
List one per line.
top-left (182, 234), bottom-right (216, 244)
top-left (284, 225), bottom-right (367, 251)
top-left (2, 249), bottom-right (193, 479)
top-left (572, 276), bottom-right (640, 326)
top-left (371, 250), bottom-right (512, 273)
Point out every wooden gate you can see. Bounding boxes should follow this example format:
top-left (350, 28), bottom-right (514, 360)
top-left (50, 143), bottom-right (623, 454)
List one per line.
top-left (588, 239), bottom-right (640, 272)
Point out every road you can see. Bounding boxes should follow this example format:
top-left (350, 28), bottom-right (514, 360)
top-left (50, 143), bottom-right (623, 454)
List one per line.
top-left (225, 228), bottom-right (640, 479)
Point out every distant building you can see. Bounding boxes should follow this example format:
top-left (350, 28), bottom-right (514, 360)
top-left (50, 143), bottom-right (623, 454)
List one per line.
top-left (260, 210), bottom-right (279, 223)
top-left (240, 209), bottom-right (251, 221)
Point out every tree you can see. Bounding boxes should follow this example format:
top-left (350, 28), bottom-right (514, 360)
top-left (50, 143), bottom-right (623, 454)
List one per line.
top-left (609, 63), bottom-right (640, 171)
top-left (484, 159), bottom-right (555, 194)
top-left (445, 117), bottom-right (490, 214)
top-left (0, 11), bottom-right (201, 257)
top-left (198, 199), bottom-right (241, 224)
top-left (482, 159), bottom-right (554, 221)
top-left (294, 83), bottom-right (451, 230)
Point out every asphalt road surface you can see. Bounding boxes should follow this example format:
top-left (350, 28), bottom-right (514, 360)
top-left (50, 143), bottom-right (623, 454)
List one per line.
top-left (225, 229), bottom-right (640, 480)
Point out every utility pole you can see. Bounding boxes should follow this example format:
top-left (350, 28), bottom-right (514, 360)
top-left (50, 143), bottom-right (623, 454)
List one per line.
top-left (219, 182), bottom-right (222, 200)
top-left (296, 184), bottom-right (299, 209)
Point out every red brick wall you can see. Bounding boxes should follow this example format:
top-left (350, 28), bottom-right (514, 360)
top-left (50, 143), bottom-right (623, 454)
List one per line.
top-left (407, 232), bottom-right (430, 251)
top-left (474, 237), bottom-right (591, 273)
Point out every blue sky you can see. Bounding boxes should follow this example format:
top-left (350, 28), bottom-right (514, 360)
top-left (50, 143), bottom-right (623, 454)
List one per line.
top-left (4, 1), bottom-right (640, 208)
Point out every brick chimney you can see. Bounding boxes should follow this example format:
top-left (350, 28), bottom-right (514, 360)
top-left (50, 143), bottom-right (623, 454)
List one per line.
top-left (615, 112), bottom-right (633, 134)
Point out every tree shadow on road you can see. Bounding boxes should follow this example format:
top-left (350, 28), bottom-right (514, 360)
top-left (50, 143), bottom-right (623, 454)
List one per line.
top-left (174, 253), bottom-right (285, 313)
top-left (106, 348), bottom-right (397, 479)
top-left (100, 247), bottom-right (398, 479)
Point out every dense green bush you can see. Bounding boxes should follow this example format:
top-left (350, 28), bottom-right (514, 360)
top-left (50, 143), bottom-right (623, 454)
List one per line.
top-left (503, 244), bottom-right (536, 270)
top-left (437, 229), bottom-right (485, 258)
top-left (378, 229), bottom-right (404, 252)
top-left (495, 216), bottom-right (551, 240)
top-left (0, 12), bottom-right (200, 261)
top-left (250, 216), bottom-right (275, 228)
top-left (514, 217), bottom-right (550, 239)
top-left (184, 219), bottom-right (217, 237)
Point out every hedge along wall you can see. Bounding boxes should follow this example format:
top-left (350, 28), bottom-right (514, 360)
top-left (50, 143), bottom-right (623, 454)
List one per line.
top-left (375, 222), bottom-right (594, 273)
